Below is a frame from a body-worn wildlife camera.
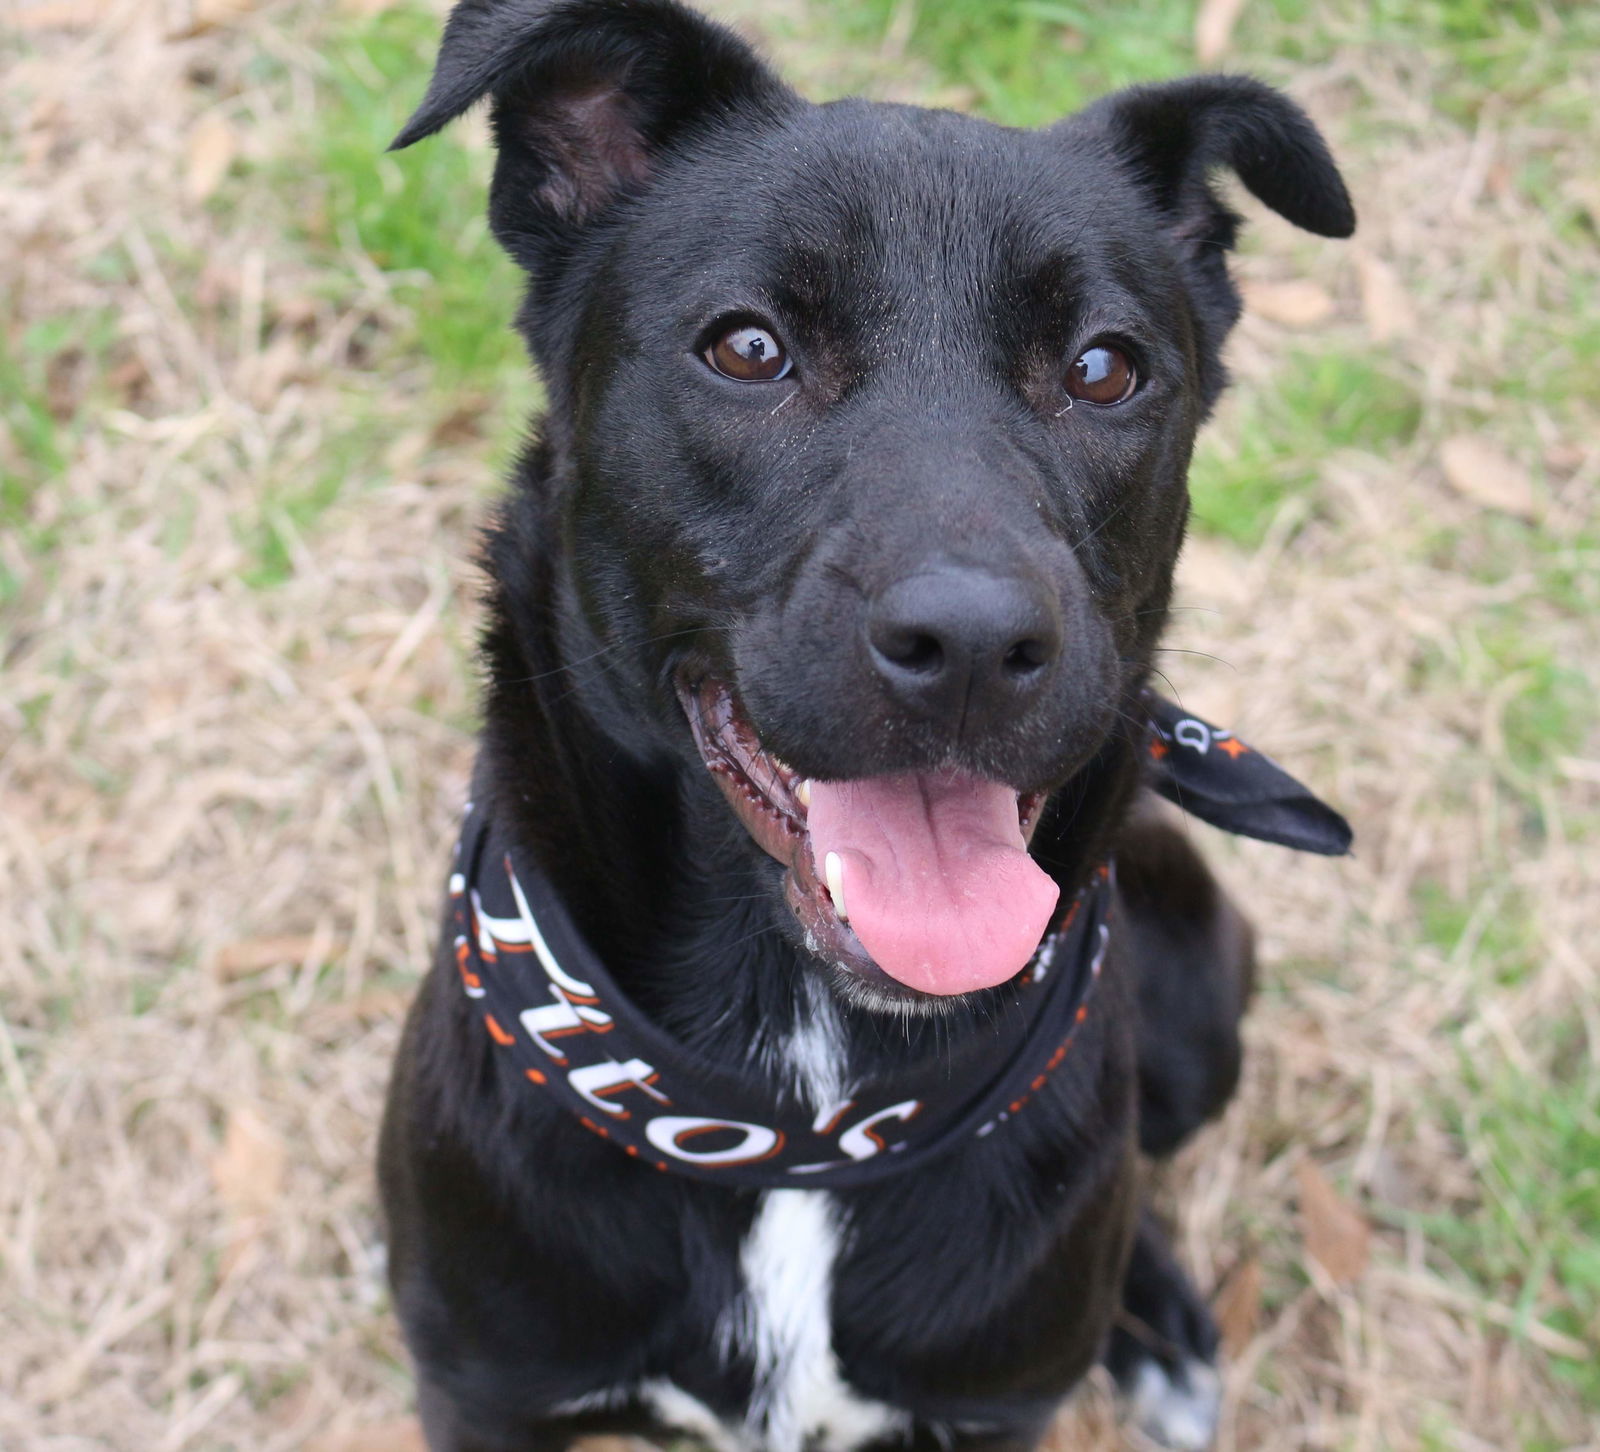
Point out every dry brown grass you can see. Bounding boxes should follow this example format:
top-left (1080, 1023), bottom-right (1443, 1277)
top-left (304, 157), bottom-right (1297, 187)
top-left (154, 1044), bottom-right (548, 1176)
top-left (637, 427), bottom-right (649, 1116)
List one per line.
top-left (1, 0), bottom-right (1596, 1449)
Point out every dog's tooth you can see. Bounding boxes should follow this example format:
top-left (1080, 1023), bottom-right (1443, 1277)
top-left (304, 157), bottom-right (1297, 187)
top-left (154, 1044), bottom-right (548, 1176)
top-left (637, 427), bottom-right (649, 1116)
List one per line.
top-left (824, 851), bottom-right (849, 923)
top-left (795, 779), bottom-right (812, 808)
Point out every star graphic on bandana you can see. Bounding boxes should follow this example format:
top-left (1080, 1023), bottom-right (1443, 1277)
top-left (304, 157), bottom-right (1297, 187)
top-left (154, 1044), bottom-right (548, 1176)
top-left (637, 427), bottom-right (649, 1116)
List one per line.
top-left (1218, 737), bottom-right (1249, 759)
top-left (1148, 739), bottom-right (1169, 760)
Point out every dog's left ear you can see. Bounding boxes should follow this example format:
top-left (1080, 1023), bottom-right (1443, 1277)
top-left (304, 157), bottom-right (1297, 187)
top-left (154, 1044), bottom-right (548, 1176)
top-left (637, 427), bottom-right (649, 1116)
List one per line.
top-left (1078, 76), bottom-right (1352, 408)
top-left (391, 0), bottom-right (792, 247)
top-left (1082, 75), bottom-right (1355, 245)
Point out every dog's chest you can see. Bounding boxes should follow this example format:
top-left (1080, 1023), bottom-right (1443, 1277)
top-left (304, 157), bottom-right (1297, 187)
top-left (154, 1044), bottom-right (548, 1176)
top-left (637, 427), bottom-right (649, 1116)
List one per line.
top-left (648, 1187), bottom-right (906, 1452)
top-left (644, 1005), bottom-right (906, 1452)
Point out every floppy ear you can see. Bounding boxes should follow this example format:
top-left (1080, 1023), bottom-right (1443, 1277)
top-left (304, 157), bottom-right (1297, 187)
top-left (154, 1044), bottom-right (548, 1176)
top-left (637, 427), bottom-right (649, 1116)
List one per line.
top-left (1084, 74), bottom-right (1355, 246)
top-left (391, 0), bottom-right (791, 243)
top-left (1077, 76), bottom-right (1351, 410)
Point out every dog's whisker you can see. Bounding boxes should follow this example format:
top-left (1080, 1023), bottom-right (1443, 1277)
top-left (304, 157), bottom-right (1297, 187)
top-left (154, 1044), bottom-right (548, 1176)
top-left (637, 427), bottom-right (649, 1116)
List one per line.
top-left (1152, 646), bottom-right (1238, 672)
top-left (1144, 666), bottom-right (1184, 706)
top-left (511, 624), bottom-right (708, 687)
top-left (1070, 497), bottom-right (1131, 554)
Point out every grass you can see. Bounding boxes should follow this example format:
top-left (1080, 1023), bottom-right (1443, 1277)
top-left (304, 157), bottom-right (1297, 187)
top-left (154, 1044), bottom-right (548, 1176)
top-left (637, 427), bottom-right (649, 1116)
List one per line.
top-left (1413, 877), bottom-right (1537, 988)
top-left (818, 0), bottom-right (1198, 123)
top-left (212, 7), bottom-right (537, 591)
top-left (1, 0), bottom-right (1596, 1447)
top-left (291, 6), bottom-right (525, 394)
top-left (1435, 1055), bottom-right (1600, 1405)
top-left (1189, 351), bottom-right (1421, 546)
top-left (0, 308), bottom-right (120, 606)
top-left (818, 0), bottom-right (1600, 121)
top-left (232, 394), bottom-right (395, 589)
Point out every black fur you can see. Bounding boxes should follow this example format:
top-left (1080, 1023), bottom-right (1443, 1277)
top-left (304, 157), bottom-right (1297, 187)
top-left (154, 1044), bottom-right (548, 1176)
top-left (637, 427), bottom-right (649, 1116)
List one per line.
top-left (378, 4), bottom-right (1351, 1449)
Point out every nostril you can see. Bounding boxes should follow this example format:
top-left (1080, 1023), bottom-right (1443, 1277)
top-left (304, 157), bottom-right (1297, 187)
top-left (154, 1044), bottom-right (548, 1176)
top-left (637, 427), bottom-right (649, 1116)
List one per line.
top-left (1002, 637), bottom-right (1052, 676)
top-left (866, 566), bottom-right (1061, 708)
top-left (876, 628), bottom-right (945, 675)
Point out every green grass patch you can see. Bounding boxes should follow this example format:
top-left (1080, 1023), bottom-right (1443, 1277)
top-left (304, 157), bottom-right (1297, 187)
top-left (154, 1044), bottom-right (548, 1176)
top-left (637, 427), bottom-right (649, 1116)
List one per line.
top-left (1188, 349), bottom-right (1421, 545)
top-left (1498, 278), bottom-right (1600, 427)
top-left (815, 0), bottom-right (1600, 161)
top-left (0, 309), bottom-right (117, 521)
top-left (1499, 658), bottom-right (1590, 781)
top-left (237, 480), bottom-right (346, 591)
top-left (1474, 627), bottom-right (1593, 781)
top-left (1534, 535), bottom-right (1600, 620)
top-left (1, 332), bottom-right (68, 512)
top-left (1375, 0), bottom-right (1600, 118)
top-left (1430, 1052), bottom-right (1600, 1406)
top-left (0, 308), bottom-right (121, 607)
top-left (813, 0), bottom-right (1196, 123)
top-left (286, 5), bottom-right (525, 391)
top-left (233, 404), bottom-right (391, 589)
top-left (1413, 878), bottom-right (1540, 989)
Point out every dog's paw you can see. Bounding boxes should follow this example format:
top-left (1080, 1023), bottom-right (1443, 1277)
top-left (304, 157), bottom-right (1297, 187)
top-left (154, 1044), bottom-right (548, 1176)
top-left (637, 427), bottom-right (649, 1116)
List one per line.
top-left (1122, 1354), bottom-right (1220, 1451)
top-left (1105, 1212), bottom-right (1223, 1449)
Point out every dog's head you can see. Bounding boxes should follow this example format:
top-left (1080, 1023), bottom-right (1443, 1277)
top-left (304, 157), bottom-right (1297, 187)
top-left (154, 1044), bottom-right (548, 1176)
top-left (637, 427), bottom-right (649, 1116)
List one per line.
top-left (396, 0), bottom-right (1352, 1005)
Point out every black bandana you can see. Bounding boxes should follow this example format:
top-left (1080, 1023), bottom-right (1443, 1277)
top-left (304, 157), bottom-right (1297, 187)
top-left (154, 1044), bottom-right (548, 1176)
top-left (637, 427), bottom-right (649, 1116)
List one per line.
top-left (448, 695), bottom-right (1350, 1188)
top-left (1141, 693), bottom-right (1352, 855)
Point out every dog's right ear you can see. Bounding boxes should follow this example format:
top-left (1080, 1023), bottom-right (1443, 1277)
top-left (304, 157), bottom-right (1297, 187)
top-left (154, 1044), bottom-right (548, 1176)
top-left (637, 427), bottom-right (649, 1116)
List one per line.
top-left (391, 0), bottom-right (791, 239)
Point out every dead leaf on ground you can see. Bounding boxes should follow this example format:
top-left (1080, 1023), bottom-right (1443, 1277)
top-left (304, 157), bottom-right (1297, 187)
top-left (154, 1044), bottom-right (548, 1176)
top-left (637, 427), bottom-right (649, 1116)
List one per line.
top-left (211, 1107), bottom-right (286, 1218)
top-left (107, 351), bottom-right (154, 408)
top-left (1439, 435), bottom-right (1539, 520)
top-left (1213, 1254), bottom-right (1263, 1355)
top-left (1195, 0), bottom-right (1248, 64)
top-left (1241, 279), bottom-right (1335, 328)
top-left (303, 988), bottom-right (412, 1032)
top-left (308, 1421), bottom-right (428, 1452)
top-left (432, 396), bottom-right (491, 448)
top-left (186, 115), bottom-right (237, 203)
top-left (1542, 441), bottom-right (1588, 476)
top-left (1355, 251), bottom-right (1415, 343)
top-left (212, 933), bottom-right (343, 979)
top-left (1297, 1157), bottom-right (1371, 1286)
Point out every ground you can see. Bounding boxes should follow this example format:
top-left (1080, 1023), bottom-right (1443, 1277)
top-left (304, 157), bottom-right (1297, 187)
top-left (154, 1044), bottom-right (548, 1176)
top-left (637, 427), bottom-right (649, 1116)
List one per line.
top-left (1, 0), bottom-right (1597, 1448)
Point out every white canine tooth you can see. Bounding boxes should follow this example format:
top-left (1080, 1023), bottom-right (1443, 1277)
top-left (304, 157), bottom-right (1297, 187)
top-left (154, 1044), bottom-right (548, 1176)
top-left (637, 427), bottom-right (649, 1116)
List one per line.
top-left (824, 851), bottom-right (849, 924)
top-left (795, 779), bottom-right (812, 807)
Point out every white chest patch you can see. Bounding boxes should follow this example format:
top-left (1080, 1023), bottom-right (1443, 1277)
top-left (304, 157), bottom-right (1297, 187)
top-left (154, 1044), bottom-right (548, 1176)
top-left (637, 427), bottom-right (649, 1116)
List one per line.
top-left (768, 977), bottom-right (849, 1112)
top-left (720, 1188), bottom-right (908, 1452)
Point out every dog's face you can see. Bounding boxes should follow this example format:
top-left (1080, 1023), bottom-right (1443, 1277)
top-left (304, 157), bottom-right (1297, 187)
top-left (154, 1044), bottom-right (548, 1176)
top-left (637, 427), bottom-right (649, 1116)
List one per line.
top-left (397, 0), bottom-right (1352, 1004)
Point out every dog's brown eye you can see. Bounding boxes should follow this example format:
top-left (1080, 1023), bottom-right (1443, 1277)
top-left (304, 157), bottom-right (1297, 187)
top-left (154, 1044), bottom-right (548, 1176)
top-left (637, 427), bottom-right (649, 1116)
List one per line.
top-left (705, 324), bottom-right (791, 382)
top-left (1065, 345), bottom-right (1136, 405)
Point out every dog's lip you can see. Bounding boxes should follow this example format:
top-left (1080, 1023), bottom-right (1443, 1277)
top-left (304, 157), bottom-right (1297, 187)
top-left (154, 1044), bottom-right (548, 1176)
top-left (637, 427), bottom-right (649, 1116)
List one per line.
top-left (676, 672), bottom-right (811, 861)
top-left (676, 672), bottom-right (1047, 992)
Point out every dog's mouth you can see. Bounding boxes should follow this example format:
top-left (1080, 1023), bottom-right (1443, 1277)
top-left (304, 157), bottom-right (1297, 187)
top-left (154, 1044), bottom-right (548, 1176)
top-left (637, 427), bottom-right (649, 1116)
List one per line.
top-left (678, 675), bottom-right (1060, 998)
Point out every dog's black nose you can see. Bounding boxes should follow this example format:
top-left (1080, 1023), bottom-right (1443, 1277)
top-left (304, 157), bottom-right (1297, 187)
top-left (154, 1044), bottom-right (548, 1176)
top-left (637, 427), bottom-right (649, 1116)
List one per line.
top-left (866, 567), bottom-right (1062, 730)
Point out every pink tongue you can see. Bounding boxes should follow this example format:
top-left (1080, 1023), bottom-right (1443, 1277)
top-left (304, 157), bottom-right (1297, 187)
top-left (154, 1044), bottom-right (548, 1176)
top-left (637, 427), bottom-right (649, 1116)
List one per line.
top-left (807, 773), bottom-right (1060, 995)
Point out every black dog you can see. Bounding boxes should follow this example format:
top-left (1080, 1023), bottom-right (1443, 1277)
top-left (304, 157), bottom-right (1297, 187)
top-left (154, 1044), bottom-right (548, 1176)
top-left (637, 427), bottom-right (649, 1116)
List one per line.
top-left (378, 4), bottom-right (1354, 1450)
